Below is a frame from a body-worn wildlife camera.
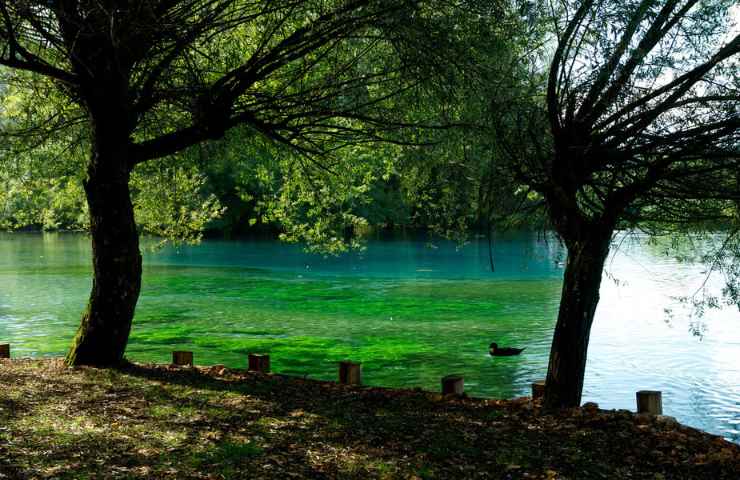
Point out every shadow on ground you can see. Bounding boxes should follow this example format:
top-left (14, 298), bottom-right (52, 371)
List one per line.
top-left (1, 359), bottom-right (738, 479)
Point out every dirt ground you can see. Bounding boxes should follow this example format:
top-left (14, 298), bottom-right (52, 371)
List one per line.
top-left (1, 359), bottom-right (738, 479)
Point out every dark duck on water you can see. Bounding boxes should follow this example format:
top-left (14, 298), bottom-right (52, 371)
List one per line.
top-left (489, 342), bottom-right (525, 356)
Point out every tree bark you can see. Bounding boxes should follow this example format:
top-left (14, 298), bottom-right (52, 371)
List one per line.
top-left (543, 229), bottom-right (612, 409)
top-left (65, 114), bottom-right (141, 366)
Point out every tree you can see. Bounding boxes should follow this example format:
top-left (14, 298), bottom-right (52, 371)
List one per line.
top-left (0, 0), bottom-right (443, 366)
top-left (395, 1), bottom-right (548, 241)
top-left (498, 0), bottom-right (739, 408)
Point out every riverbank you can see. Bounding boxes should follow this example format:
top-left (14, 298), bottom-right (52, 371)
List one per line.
top-left (1, 359), bottom-right (738, 479)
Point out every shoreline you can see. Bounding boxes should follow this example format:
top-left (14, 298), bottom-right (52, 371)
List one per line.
top-left (1, 358), bottom-right (739, 479)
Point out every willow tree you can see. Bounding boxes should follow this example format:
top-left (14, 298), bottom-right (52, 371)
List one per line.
top-left (0, 0), bottom-right (440, 366)
top-left (498, 0), bottom-right (739, 408)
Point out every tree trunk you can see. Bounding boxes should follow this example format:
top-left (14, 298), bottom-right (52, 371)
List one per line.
top-left (543, 229), bottom-right (612, 409)
top-left (65, 121), bottom-right (141, 366)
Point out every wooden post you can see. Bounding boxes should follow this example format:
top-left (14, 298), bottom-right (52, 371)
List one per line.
top-left (338, 361), bottom-right (362, 385)
top-left (248, 354), bottom-right (270, 373)
top-left (0, 344), bottom-right (9, 359)
top-left (531, 380), bottom-right (546, 400)
top-left (172, 351), bottom-right (193, 366)
top-left (636, 390), bottom-right (662, 415)
top-left (441, 375), bottom-right (464, 395)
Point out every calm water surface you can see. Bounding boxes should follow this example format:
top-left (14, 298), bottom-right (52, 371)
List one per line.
top-left (1, 232), bottom-right (738, 442)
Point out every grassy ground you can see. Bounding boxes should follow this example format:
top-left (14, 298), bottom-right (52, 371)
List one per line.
top-left (0, 359), bottom-right (738, 479)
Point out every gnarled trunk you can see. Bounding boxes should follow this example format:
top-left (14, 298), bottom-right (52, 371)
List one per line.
top-left (543, 229), bottom-right (612, 409)
top-left (66, 120), bottom-right (141, 366)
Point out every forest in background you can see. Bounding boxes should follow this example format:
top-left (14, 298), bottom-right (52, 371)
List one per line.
top-left (0, 1), bottom-right (544, 248)
top-left (2, 2), bottom-right (734, 252)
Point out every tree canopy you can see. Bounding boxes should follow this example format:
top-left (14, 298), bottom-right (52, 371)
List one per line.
top-left (0, 0), bottom-right (738, 409)
top-left (1, 0), bottom-right (519, 365)
top-left (496, 0), bottom-right (740, 408)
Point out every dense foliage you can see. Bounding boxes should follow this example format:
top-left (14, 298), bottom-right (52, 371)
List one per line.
top-left (1, 1), bottom-right (533, 247)
top-left (0, 0), bottom-right (737, 406)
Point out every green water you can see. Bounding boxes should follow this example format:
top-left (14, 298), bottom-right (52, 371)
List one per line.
top-left (1, 232), bottom-right (739, 442)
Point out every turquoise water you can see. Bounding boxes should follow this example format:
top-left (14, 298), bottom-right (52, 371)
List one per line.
top-left (1, 232), bottom-right (739, 442)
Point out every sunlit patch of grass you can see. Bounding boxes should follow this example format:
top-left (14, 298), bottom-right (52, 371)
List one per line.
top-left (149, 404), bottom-right (196, 419)
top-left (13, 407), bottom-right (105, 445)
top-left (254, 416), bottom-right (282, 427)
top-left (368, 459), bottom-right (401, 479)
top-left (334, 452), bottom-right (401, 479)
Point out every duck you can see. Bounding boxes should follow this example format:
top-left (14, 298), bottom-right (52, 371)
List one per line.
top-left (489, 342), bottom-right (525, 356)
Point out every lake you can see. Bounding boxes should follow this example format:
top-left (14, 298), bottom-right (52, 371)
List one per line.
top-left (0, 231), bottom-right (738, 442)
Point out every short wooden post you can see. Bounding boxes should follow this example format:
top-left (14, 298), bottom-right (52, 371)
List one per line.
top-left (441, 375), bottom-right (464, 395)
top-left (636, 390), bottom-right (662, 415)
top-left (0, 344), bottom-right (9, 359)
top-left (172, 351), bottom-right (193, 366)
top-left (248, 354), bottom-right (270, 373)
top-left (338, 361), bottom-right (362, 385)
top-left (531, 380), bottom-right (546, 400)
